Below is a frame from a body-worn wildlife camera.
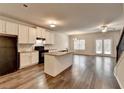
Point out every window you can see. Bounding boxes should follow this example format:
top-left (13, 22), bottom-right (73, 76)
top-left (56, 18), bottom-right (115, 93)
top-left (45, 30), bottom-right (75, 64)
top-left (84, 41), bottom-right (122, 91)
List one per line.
top-left (104, 39), bottom-right (112, 54)
top-left (96, 40), bottom-right (102, 54)
top-left (74, 39), bottom-right (85, 50)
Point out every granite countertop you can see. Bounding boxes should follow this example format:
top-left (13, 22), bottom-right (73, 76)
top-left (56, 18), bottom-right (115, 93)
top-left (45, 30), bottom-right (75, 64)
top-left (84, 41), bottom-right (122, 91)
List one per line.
top-left (45, 51), bottom-right (73, 56)
top-left (19, 50), bottom-right (38, 53)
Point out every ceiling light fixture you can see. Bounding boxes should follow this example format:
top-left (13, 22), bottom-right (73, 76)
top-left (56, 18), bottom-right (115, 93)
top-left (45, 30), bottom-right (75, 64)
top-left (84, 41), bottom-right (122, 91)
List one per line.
top-left (50, 24), bottom-right (56, 28)
top-left (48, 21), bottom-right (56, 28)
top-left (101, 25), bottom-right (107, 32)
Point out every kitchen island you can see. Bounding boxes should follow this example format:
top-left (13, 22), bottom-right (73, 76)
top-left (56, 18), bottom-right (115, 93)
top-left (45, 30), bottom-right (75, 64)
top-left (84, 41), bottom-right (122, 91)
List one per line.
top-left (44, 51), bottom-right (73, 77)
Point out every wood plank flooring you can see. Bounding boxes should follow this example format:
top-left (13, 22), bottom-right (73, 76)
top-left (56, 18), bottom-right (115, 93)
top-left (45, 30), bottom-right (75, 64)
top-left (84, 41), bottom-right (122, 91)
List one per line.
top-left (0, 55), bottom-right (120, 89)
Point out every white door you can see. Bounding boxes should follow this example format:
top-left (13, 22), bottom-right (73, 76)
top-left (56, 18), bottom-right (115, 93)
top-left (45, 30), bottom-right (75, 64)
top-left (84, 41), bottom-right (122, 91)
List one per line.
top-left (96, 40), bottom-right (103, 54)
top-left (104, 39), bottom-right (112, 55)
top-left (96, 39), bottom-right (112, 56)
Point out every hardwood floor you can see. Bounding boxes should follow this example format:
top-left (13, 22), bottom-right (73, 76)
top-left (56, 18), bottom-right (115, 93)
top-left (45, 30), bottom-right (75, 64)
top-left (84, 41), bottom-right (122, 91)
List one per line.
top-left (0, 55), bottom-right (120, 89)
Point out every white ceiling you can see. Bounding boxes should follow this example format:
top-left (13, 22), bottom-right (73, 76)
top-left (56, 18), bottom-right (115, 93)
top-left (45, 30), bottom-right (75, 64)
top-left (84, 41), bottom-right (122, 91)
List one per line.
top-left (0, 3), bottom-right (123, 34)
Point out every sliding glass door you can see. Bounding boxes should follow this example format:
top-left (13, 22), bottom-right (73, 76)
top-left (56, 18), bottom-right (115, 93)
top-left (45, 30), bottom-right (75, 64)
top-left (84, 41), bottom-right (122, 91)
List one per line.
top-left (104, 39), bottom-right (112, 55)
top-left (96, 39), bottom-right (112, 56)
top-left (96, 40), bottom-right (102, 54)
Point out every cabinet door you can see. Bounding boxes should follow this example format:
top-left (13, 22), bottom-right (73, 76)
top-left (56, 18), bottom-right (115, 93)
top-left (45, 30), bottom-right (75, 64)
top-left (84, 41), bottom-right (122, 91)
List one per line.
top-left (0, 20), bottom-right (6, 34)
top-left (36, 27), bottom-right (42, 38)
top-left (29, 27), bottom-right (36, 44)
top-left (50, 33), bottom-right (55, 44)
top-left (31, 52), bottom-right (38, 64)
top-left (45, 31), bottom-right (50, 44)
top-left (20, 53), bottom-right (31, 68)
top-left (41, 28), bottom-right (46, 38)
top-left (18, 25), bottom-right (29, 44)
top-left (6, 21), bottom-right (18, 35)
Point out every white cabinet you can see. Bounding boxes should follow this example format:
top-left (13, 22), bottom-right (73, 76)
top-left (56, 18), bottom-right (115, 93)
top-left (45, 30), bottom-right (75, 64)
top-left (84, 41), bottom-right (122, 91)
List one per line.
top-left (36, 27), bottom-right (46, 38)
top-left (41, 28), bottom-right (46, 38)
top-left (45, 30), bottom-right (50, 44)
top-left (36, 27), bottom-right (42, 38)
top-left (20, 53), bottom-right (31, 68)
top-left (45, 30), bottom-right (54, 44)
top-left (31, 52), bottom-right (38, 64)
top-left (18, 25), bottom-right (29, 44)
top-left (0, 20), bottom-right (6, 34)
top-left (50, 33), bottom-right (55, 44)
top-left (20, 51), bottom-right (38, 69)
top-left (6, 21), bottom-right (18, 35)
top-left (29, 27), bottom-right (36, 44)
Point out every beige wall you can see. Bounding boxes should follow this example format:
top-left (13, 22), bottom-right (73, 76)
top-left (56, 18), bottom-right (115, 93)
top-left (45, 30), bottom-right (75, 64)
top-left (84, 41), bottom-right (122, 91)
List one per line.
top-left (69, 31), bottom-right (121, 57)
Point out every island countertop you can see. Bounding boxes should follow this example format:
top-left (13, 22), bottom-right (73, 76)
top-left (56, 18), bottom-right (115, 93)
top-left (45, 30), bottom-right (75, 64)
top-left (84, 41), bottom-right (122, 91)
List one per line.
top-left (44, 51), bottom-right (73, 56)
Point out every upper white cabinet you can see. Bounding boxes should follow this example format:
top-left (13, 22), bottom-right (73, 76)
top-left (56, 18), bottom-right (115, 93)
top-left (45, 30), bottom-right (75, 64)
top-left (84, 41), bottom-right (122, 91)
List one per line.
top-left (0, 20), bottom-right (6, 34)
top-left (45, 30), bottom-right (54, 44)
top-left (6, 21), bottom-right (18, 35)
top-left (36, 27), bottom-right (42, 38)
top-left (18, 25), bottom-right (29, 44)
top-left (36, 27), bottom-right (46, 38)
top-left (50, 33), bottom-right (55, 44)
top-left (41, 28), bottom-right (46, 38)
top-left (45, 30), bottom-right (50, 44)
top-left (29, 27), bottom-right (36, 44)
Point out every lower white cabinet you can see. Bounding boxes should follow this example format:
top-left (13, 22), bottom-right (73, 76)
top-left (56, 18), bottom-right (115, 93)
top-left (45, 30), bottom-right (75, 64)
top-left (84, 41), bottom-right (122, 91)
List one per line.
top-left (20, 51), bottom-right (38, 69)
top-left (31, 52), bottom-right (39, 65)
top-left (20, 53), bottom-right (31, 68)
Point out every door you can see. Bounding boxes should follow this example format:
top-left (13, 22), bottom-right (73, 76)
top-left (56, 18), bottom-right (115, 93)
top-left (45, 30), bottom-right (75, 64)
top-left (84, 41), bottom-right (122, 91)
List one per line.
top-left (96, 39), bottom-right (112, 56)
top-left (104, 39), bottom-right (112, 55)
top-left (96, 40), bottom-right (102, 54)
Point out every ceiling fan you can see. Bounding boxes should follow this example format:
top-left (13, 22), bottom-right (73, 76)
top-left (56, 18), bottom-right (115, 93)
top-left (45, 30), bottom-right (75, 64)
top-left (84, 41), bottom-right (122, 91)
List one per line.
top-left (95, 25), bottom-right (117, 33)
